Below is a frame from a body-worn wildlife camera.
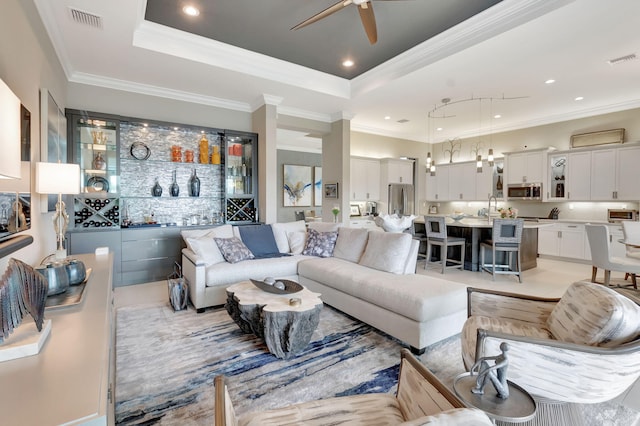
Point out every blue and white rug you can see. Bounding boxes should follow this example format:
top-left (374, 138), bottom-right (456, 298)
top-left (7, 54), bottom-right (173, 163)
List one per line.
top-left (115, 303), bottom-right (639, 425)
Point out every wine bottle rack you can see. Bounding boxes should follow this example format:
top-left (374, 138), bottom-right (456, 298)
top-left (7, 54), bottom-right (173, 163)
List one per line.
top-left (74, 197), bottom-right (120, 228)
top-left (225, 198), bottom-right (256, 223)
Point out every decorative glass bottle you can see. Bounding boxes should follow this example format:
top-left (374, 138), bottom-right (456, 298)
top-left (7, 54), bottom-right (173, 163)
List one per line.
top-left (188, 168), bottom-right (200, 197)
top-left (152, 178), bottom-right (163, 197)
top-left (199, 134), bottom-right (209, 164)
top-left (169, 170), bottom-right (180, 197)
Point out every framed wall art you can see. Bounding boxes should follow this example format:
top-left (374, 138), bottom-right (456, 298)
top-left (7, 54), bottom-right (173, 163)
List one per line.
top-left (324, 183), bottom-right (338, 199)
top-left (283, 164), bottom-right (312, 206)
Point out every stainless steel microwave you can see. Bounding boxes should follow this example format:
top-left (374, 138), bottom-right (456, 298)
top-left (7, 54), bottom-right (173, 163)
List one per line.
top-left (608, 209), bottom-right (639, 223)
top-left (507, 183), bottom-right (542, 200)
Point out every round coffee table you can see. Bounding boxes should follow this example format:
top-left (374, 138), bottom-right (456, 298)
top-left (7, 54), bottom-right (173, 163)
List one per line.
top-left (225, 280), bottom-right (323, 359)
top-left (453, 373), bottom-right (536, 423)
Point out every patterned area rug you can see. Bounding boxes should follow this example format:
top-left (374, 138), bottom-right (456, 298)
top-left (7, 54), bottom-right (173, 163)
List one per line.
top-left (115, 303), bottom-right (639, 425)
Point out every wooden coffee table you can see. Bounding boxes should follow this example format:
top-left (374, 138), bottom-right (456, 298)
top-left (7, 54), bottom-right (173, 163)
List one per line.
top-left (225, 280), bottom-right (323, 359)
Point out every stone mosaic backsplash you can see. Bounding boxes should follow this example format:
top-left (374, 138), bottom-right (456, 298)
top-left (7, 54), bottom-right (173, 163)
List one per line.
top-left (119, 121), bottom-right (225, 224)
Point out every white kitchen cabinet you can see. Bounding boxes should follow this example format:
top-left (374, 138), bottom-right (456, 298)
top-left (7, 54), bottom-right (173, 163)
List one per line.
top-left (608, 225), bottom-right (627, 258)
top-left (380, 158), bottom-right (414, 184)
top-left (425, 165), bottom-right (450, 201)
top-left (616, 145), bottom-right (640, 200)
top-left (538, 222), bottom-right (586, 260)
top-left (448, 162), bottom-right (477, 200)
top-left (505, 150), bottom-right (545, 185)
top-left (566, 151), bottom-right (591, 200)
top-left (350, 157), bottom-right (380, 201)
top-left (476, 161), bottom-right (495, 200)
top-left (590, 149), bottom-right (617, 200)
top-left (547, 153), bottom-right (567, 201)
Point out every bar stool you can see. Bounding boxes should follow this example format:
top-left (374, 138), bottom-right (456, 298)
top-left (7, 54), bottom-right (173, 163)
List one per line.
top-left (480, 218), bottom-right (524, 282)
top-left (424, 216), bottom-right (465, 274)
top-left (411, 220), bottom-right (427, 260)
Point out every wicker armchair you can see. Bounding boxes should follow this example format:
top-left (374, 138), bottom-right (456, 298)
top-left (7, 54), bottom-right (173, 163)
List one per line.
top-left (461, 282), bottom-right (640, 405)
top-left (214, 348), bottom-right (493, 426)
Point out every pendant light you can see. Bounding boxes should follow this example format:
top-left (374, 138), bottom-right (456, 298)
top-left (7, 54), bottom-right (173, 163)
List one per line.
top-left (488, 99), bottom-right (495, 167)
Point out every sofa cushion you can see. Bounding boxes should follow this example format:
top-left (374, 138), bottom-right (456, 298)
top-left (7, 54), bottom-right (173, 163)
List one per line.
top-left (298, 258), bottom-right (467, 323)
top-left (287, 230), bottom-right (307, 255)
top-left (271, 220), bottom-right (306, 253)
top-left (358, 231), bottom-right (412, 274)
top-left (547, 280), bottom-right (640, 347)
top-left (237, 224), bottom-right (281, 258)
top-left (333, 227), bottom-right (369, 263)
top-left (205, 254), bottom-right (310, 288)
top-left (302, 228), bottom-right (338, 258)
top-left (214, 237), bottom-right (255, 263)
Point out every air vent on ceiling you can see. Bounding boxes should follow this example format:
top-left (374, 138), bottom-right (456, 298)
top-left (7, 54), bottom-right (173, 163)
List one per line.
top-left (69, 7), bottom-right (103, 29)
top-left (607, 53), bottom-right (636, 65)
top-left (396, 119), bottom-right (410, 124)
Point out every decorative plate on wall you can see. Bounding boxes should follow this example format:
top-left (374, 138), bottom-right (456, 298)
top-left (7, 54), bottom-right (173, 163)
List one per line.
top-left (86, 176), bottom-right (109, 192)
top-left (130, 141), bottom-right (151, 160)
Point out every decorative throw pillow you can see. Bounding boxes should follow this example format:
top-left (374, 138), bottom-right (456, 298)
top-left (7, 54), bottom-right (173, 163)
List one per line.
top-left (302, 228), bottom-right (338, 257)
top-left (547, 280), bottom-right (640, 347)
top-left (181, 225), bottom-right (233, 251)
top-left (333, 227), bottom-right (369, 263)
top-left (287, 230), bottom-right (307, 255)
top-left (186, 236), bottom-right (225, 266)
top-left (214, 237), bottom-right (255, 264)
top-left (237, 224), bottom-right (281, 258)
top-left (358, 231), bottom-right (412, 274)
top-left (271, 220), bottom-right (306, 253)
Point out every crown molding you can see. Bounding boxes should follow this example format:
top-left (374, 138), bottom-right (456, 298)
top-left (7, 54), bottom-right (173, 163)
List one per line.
top-left (351, 0), bottom-right (576, 98)
top-left (330, 111), bottom-right (356, 122)
top-left (277, 106), bottom-right (333, 123)
top-left (251, 94), bottom-right (283, 111)
top-left (33, 0), bottom-right (75, 80)
top-left (69, 72), bottom-right (252, 112)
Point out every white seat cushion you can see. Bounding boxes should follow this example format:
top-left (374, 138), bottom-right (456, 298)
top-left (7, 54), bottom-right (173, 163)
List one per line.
top-left (204, 255), bottom-right (311, 288)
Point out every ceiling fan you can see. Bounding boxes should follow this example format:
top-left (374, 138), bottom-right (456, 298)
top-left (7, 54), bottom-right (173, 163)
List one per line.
top-left (291, 0), bottom-right (399, 45)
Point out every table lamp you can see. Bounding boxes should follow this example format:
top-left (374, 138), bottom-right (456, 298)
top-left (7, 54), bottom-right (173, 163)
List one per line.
top-left (35, 162), bottom-right (80, 260)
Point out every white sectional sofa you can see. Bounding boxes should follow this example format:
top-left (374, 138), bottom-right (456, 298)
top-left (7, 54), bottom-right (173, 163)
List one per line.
top-left (181, 220), bottom-right (468, 353)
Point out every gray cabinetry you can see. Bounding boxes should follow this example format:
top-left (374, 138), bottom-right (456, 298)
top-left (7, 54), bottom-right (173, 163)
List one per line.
top-left (121, 227), bottom-right (185, 285)
top-left (67, 230), bottom-right (122, 285)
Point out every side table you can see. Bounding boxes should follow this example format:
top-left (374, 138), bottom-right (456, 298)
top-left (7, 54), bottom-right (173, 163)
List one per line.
top-left (453, 373), bottom-right (536, 424)
top-left (225, 280), bottom-right (323, 359)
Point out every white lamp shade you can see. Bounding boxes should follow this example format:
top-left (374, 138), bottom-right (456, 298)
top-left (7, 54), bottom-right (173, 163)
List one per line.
top-left (0, 78), bottom-right (21, 179)
top-left (36, 162), bottom-right (80, 194)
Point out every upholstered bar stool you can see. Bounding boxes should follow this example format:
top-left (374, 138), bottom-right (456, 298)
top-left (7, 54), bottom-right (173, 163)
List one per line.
top-left (480, 218), bottom-right (524, 282)
top-left (424, 216), bottom-right (465, 274)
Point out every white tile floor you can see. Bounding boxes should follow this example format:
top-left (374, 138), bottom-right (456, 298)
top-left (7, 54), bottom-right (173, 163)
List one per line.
top-left (113, 256), bottom-right (640, 412)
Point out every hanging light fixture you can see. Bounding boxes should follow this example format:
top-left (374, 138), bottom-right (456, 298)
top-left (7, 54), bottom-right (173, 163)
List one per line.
top-left (426, 112), bottom-right (435, 176)
top-left (488, 99), bottom-right (495, 167)
top-left (476, 155), bottom-right (483, 173)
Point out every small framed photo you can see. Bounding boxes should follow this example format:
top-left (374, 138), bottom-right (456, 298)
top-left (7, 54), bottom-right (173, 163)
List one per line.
top-left (350, 204), bottom-right (361, 216)
top-left (324, 183), bottom-right (338, 199)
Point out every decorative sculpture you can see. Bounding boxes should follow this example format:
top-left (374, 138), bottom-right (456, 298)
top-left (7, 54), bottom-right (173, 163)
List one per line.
top-left (470, 342), bottom-right (510, 399)
top-left (443, 138), bottom-right (461, 163)
top-left (0, 258), bottom-right (48, 343)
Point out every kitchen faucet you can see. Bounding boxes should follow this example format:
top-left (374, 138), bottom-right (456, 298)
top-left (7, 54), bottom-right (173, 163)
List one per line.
top-left (488, 195), bottom-right (497, 222)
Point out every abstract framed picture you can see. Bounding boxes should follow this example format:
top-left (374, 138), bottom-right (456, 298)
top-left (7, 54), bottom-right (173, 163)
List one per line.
top-left (283, 164), bottom-right (312, 206)
top-left (324, 183), bottom-right (338, 199)
top-left (314, 166), bottom-right (322, 206)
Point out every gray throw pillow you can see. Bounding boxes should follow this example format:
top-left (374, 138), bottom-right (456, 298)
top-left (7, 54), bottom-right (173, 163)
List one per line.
top-left (214, 237), bottom-right (255, 263)
top-left (302, 228), bottom-right (338, 257)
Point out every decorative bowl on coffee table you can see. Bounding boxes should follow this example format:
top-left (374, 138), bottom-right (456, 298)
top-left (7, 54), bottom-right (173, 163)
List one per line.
top-left (250, 278), bottom-right (303, 294)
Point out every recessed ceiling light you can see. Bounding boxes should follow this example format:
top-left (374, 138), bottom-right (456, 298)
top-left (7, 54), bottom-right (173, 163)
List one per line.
top-left (575, 96), bottom-right (584, 101)
top-left (436, 127), bottom-right (443, 131)
top-left (493, 114), bottom-right (501, 119)
top-left (384, 116), bottom-right (391, 120)
top-left (182, 5), bottom-right (200, 16)
top-left (342, 59), bottom-right (354, 67)
top-left (545, 79), bottom-right (556, 84)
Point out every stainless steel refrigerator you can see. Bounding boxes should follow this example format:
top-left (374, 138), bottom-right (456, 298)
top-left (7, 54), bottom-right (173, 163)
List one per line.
top-left (388, 183), bottom-right (415, 216)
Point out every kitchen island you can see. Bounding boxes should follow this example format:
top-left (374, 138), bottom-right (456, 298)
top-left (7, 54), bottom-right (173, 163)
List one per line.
top-left (418, 217), bottom-right (546, 272)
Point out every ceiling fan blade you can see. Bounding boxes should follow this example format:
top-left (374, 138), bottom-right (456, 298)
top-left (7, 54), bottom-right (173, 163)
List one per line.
top-left (358, 3), bottom-right (377, 44)
top-left (291, 0), bottom-right (353, 31)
